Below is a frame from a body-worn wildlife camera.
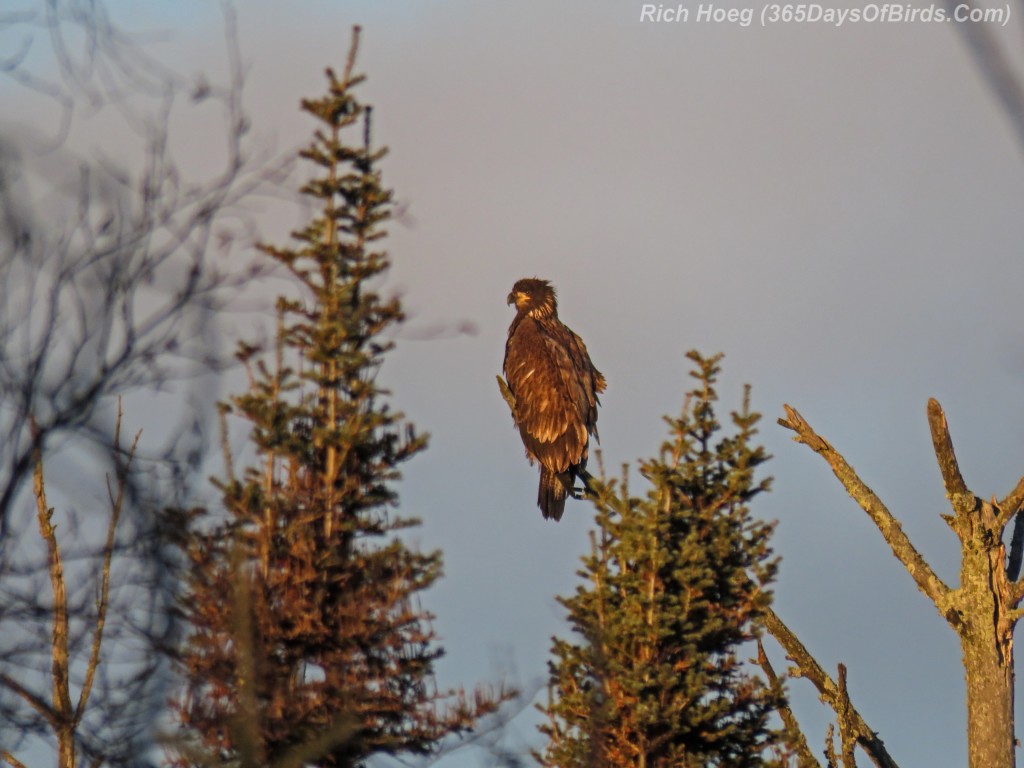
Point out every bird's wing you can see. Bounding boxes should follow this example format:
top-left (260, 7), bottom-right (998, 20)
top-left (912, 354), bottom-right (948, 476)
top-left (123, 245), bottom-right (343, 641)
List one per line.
top-left (562, 328), bottom-right (605, 440)
top-left (504, 316), bottom-right (588, 473)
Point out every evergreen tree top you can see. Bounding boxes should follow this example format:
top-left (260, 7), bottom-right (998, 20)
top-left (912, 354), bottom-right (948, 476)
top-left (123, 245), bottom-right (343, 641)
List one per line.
top-left (539, 350), bottom-right (786, 768)
top-left (174, 31), bottom-right (506, 767)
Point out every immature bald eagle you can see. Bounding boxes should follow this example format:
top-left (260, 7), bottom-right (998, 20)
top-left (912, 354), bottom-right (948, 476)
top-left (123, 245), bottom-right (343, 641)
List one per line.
top-left (502, 278), bottom-right (606, 521)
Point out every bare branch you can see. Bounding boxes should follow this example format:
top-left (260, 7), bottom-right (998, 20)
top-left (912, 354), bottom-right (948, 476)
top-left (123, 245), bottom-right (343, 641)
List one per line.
top-left (1007, 604), bottom-right (1024, 623)
top-left (836, 665), bottom-right (857, 768)
top-left (32, 438), bottom-right (74, 758)
top-left (496, 375), bottom-right (518, 423)
top-left (0, 672), bottom-right (59, 729)
top-left (926, 399), bottom-right (972, 509)
top-left (756, 639), bottom-right (820, 768)
top-left (218, 403), bottom-right (236, 484)
top-left (340, 25), bottom-right (362, 89)
top-left (999, 475), bottom-right (1024, 528)
top-left (779, 405), bottom-right (952, 610)
top-left (763, 608), bottom-right (900, 768)
top-left (75, 402), bottom-right (141, 725)
top-left (825, 724), bottom-right (839, 768)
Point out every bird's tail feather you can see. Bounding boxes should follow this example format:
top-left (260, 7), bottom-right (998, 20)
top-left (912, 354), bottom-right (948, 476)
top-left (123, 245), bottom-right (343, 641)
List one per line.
top-left (538, 467), bottom-right (569, 522)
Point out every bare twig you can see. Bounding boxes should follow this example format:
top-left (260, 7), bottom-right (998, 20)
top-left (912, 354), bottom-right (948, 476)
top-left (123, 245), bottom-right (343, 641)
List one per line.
top-left (341, 25), bottom-right (362, 89)
top-left (926, 399), bottom-right (972, 506)
top-left (76, 401), bottom-right (141, 723)
top-left (756, 639), bottom-right (820, 768)
top-left (998, 475), bottom-right (1024, 527)
top-left (218, 403), bottom-right (236, 484)
top-left (0, 0), bottom-right (282, 536)
top-left (763, 608), bottom-right (900, 768)
top-left (0, 751), bottom-right (28, 768)
top-left (496, 375), bottom-right (519, 423)
top-left (825, 724), bottom-right (839, 768)
top-left (32, 434), bottom-right (75, 768)
top-left (836, 664), bottom-right (857, 768)
top-left (0, 672), bottom-right (59, 728)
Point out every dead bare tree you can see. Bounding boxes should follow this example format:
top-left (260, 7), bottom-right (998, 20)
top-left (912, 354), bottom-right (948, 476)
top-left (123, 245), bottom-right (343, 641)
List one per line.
top-left (744, 7), bottom-right (1024, 767)
top-left (760, 399), bottom-right (1023, 768)
top-left (0, 2), bottom-right (284, 764)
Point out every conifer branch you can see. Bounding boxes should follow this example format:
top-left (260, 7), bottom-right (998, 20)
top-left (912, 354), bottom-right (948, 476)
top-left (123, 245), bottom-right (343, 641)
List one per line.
top-left (341, 25), bottom-right (361, 89)
top-left (763, 608), bottom-right (900, 768)
top-left (779, 405), bottom-right (951, 610)
top-left (172, 33), bottom-right (508, 764)
top-left (270, 716), bottom-right (359, 768)
top-left (227, 544), bottom-right (264, 768)
top-left (540, 355), bottom-right (784, 766)
top-left (218, 403), bottom-right (236, 484)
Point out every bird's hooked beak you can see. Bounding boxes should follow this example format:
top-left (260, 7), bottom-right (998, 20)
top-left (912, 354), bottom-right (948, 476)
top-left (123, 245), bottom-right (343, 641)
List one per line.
top-left (507, 291), bottom-right (518, 307)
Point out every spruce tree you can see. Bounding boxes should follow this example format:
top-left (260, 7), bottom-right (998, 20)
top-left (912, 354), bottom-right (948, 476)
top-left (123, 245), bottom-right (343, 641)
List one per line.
top-left (173, 31), bottom-right (499, 767)
top-left (538, 351), bottom-right (785, 768)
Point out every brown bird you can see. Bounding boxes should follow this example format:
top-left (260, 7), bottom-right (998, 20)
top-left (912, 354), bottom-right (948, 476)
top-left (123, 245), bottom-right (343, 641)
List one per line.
top-left (502, 278), bottom-right (606, 521)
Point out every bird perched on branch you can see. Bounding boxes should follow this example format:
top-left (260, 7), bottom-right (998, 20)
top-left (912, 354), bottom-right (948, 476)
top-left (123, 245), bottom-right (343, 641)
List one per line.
top-left (500, 278), bottom-right (605, 521)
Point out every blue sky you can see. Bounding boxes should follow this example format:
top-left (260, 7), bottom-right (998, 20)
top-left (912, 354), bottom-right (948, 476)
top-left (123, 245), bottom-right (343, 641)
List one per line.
top-left (6, 1), bottom-right (1024, 765)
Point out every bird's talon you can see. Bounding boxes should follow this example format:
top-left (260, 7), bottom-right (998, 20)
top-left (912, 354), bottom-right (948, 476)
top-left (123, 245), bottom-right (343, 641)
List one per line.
top-left (570, 484), bottom-right (596, 501)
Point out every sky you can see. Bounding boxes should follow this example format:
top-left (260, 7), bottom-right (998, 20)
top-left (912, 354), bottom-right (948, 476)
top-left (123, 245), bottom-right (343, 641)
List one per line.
top-left (6, 0), bottom-right (1024, 765)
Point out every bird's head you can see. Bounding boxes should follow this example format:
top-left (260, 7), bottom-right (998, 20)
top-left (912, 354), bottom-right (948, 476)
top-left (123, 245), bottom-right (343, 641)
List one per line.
top-left (507, 278), bottom-right (557, 316)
